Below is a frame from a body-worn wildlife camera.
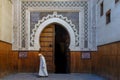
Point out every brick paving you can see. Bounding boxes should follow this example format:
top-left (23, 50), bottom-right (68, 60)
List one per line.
top-left (0, 73), bottom-right (107, 80)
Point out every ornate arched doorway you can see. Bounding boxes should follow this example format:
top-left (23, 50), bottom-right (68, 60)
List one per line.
top-left (40, 23), bottom-right (70, 73)
top-left (34, 16), bottom-right (77, 51)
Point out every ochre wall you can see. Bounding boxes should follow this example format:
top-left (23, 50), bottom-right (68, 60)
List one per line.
top-left (70, 52), bottom-right (91, 73)
top-left (0, 40), bottom-right (92, 77)
top-left (0, 41), bottom-right (16, 77)
top-left (91, 42), bottom-right (120, 80)
top-left (0, 0), bottom-right (12, 43)
top-left (68, 41), bottom-right (120, 80)
top-left (0, 40), bottom-right (120, 80)
top-left (0, 41), bottom-right (40, 77)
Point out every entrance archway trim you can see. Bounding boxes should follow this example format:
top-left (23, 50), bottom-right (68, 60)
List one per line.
top-left (34, 18), bottom-right (77, 51)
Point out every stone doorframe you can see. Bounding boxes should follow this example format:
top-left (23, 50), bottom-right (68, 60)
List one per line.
top-left (26, 8), bottom-right (84, 51)
top-left (26, 7), bottom-right (84, 51)
top-left (34, 15), bottom-right (77, 51)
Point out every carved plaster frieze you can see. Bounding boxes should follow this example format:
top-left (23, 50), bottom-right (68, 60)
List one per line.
top-left (12, 0), bottom-right (97, 51)
top-left (30, 12), bottom-right (79, 47)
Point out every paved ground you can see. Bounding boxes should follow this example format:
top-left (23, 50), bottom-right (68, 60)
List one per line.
top-left (0, 73), bottom-right (107, 80)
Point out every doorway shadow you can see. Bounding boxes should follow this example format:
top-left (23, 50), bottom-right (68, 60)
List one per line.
top-left (54, 24), bottom-right (70, 74)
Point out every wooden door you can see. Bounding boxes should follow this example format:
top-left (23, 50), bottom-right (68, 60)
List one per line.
top-left (40, 24), bottom-right (55, 73)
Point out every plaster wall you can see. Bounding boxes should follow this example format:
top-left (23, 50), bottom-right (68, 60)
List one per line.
top-left (0, 0), bottom-right (2, 40)
top-left (0, 0), bottom-right (12, 43)
top-left (97, 0), bottom-right (120, 45)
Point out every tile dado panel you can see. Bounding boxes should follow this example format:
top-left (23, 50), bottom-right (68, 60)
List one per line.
top-left (12, 0), bottom-right (97, 51)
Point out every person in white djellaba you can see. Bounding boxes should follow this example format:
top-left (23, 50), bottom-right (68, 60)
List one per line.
top-left (38, 51), bottom-right (48, 77)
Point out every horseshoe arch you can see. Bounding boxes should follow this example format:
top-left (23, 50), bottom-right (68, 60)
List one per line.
top-left (34, 18), bottom-right (77, 51)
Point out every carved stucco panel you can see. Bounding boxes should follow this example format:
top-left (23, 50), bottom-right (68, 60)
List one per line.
top-left (30, 12), bottom-right (79, 50)
top-left (12, 0), bottom-right (97, 51)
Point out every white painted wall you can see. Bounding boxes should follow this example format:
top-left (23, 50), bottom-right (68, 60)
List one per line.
top-left (96, 0), bottom-right (120, 45)
top-left (0, 0), bottom-right (13, 43)
top-left (0, 0), bottom-right (1, 37)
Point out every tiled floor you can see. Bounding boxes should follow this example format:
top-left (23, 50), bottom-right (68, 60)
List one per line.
top-left (0, 73), bottom-right (107, 80)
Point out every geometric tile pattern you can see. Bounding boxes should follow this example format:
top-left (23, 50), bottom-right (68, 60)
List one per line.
top-left (21, 1), bottom-right (89, 49)
top-left (30, 12), bottom-right (79, 47)
top-left (57, 12), bottom-right (79, 32)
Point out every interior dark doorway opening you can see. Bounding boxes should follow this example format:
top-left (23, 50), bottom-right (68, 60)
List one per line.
top-left (54, 24), bottom-right (70, 74)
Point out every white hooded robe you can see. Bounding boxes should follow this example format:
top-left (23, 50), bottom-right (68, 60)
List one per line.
top-left (38, 55), bottom-right (48, 77)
